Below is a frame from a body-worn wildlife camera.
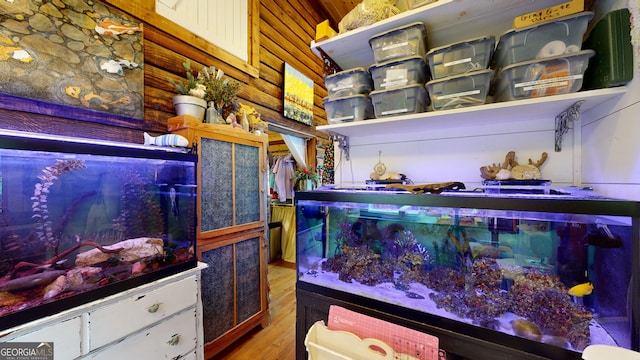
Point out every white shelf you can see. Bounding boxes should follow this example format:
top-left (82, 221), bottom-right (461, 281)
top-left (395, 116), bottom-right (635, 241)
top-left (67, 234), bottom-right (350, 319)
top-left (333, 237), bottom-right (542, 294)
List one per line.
top-left (311, 0), bottom-right (627, 147)
top-left (316, 87), bottom-right (628, 139)
top-left (311, 0), bottom-right (573, 70)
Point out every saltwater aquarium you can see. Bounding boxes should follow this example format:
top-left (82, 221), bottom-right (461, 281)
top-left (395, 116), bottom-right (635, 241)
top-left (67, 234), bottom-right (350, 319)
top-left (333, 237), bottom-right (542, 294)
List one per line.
top-left (295, 187), bottom-right (640, 359)
top-left (0, 130), bottom-right (197, 331)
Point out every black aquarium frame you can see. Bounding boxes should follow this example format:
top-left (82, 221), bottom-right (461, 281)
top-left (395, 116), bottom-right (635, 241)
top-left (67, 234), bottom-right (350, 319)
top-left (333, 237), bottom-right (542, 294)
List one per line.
top-left (0, 130), bottom-right (198, 331)
top-left (294, 189), bottom-right (640, 360)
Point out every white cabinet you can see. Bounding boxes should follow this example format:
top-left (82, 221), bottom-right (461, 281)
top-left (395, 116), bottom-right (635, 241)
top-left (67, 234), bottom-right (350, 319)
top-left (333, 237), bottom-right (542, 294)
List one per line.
top-left (312, 0), bottom-right (628, 150)
top-left (0, 264), bottom-right (206, 360)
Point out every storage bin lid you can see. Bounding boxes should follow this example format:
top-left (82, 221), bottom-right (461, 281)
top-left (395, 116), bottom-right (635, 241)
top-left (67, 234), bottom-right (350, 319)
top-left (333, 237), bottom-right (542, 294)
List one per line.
top-left (322, 94), bottom-right (371, 104)
top-left (426, 68), bottom-right (494, 85)
top-left (426, 35), bottom-right (496, 56)
top-left (368, 55), bottom-right (426, 72)
top-left (324, 67), bottom-right (369, 81)
top-left (369, 83), bottom-right (426, 96)
top-left (494, 49), bottom-right (595, 77)
top-left (368, 21), bottom-right (426, 44)
top-left (498, 11), bottom-right (594, 38)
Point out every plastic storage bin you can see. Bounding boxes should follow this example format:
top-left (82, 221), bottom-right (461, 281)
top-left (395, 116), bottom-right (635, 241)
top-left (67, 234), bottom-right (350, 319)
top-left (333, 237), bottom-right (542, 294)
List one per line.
top-left (370, 84), bottom-right (429, 118)
top-left (426, 69), bottom-right (494, 110)
top-left (323, 94), bottom-right (374, 124)
top-left (493, 50), bottom-right (594, 102)
top-left (427, 36), bottom-right (495, 79)
top-left (582, 8), bottom-right (633, 90)
top-left (324, 67), bottom-right (373, 99)
top-left (369, 22), bottom-right (428, 63)
top-left (492, 11), bottom-right (593, 71)
top-left (369, 55), bottom-right (428, 90)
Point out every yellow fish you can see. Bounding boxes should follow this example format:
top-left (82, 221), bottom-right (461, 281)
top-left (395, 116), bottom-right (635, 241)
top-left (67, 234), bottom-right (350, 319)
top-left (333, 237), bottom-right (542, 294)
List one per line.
top-left (568, 281), bottom-right (594, 297)
top-left (511, 319), bottom-right (542, 341)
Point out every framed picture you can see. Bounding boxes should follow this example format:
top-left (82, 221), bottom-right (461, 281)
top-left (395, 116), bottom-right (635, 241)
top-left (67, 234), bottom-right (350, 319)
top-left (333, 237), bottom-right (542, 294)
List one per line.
top-left (0, 0), bottom-right (144, 122)
top-left (283, 63), bottom-right (314, 126)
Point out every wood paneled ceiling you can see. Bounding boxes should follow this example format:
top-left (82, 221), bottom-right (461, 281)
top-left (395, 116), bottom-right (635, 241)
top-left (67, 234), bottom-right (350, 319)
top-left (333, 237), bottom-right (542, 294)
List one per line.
top-left (313, 0), bottom-right (359, 28)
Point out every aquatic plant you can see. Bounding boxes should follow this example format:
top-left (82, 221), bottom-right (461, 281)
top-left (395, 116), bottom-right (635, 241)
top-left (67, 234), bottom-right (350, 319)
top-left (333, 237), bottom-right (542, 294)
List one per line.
top-left (31, 159), bottom-right (87, 246)
top-left (112, 170), bottom-right (165, 239)
top-left (446, 229), bottom-right (474, 272)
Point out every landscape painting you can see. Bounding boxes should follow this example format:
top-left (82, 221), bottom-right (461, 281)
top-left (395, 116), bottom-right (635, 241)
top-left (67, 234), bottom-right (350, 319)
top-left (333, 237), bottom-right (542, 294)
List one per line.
top-left (283, 63), bottom-right (314, 126)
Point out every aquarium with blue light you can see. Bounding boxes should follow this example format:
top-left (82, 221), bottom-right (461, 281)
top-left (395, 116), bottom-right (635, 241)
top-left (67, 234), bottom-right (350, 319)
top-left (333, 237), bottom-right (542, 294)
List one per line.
top-left (295, 186), bottom-right (640, 359)
top-left (0, 130), bottom-right (197, 331)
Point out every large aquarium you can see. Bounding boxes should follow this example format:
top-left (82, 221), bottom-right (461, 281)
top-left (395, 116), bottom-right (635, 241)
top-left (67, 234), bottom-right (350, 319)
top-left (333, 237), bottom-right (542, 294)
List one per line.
top-left (295, 187), bottom-right (640, 359)
top-left (0, 130), bottom-right (197, 331)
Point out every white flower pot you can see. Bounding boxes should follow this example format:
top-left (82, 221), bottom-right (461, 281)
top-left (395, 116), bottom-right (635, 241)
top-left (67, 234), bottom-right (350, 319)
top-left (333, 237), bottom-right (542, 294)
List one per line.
top-left (173, 95), bottom-right (207, 121)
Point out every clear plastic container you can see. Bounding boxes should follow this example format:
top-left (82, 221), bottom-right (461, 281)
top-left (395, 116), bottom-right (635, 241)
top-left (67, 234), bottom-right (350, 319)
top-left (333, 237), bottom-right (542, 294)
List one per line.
top-left (493, 50), bottom-right (594, 102)
top-left (492, 11), bottom-right (593, 71)
top-left (426, 69), bottom-right (494, 110)
top-left (369, 84), bottom-right (429, 118)
top-left (369, 55), bottom-right (428, 90)
top-left (323, 94), bottom-right (374, 124)
top-left (407, 0), bottom-right (438, 9)
top-left (369, 22), bottom-right (428, 63)
top-left (427, 36), bottom-right (495, 79)
top-left (324, 67), bottom-right (373, 100)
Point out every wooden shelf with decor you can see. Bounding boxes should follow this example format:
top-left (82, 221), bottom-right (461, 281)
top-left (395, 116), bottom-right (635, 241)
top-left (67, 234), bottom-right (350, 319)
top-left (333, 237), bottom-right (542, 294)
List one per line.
top-left (168, 115), bottom-right (270, 359)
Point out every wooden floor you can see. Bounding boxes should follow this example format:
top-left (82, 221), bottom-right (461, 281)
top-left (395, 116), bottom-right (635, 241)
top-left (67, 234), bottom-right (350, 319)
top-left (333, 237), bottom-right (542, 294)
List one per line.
top-left (211, 259), bottom-right (298, 360)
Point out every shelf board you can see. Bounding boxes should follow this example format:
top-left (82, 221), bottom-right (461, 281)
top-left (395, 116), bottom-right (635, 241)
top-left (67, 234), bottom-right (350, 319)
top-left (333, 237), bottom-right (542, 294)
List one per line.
top-left (311, 0), bottom-right (575, 70)
top-left (315, 87), bottom-right (628, 139)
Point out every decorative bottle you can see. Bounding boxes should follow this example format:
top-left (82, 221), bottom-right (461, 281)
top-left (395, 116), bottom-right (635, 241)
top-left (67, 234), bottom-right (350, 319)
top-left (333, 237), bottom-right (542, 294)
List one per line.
top-left (205, 102), bottom-right (217, 124)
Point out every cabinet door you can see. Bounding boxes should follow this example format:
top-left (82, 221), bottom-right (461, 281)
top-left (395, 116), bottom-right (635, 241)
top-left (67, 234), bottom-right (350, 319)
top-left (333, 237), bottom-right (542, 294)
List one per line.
top-left (199, 234), bottom-right (263, 344)
top-left (199, 137), bottom-right (262, 234)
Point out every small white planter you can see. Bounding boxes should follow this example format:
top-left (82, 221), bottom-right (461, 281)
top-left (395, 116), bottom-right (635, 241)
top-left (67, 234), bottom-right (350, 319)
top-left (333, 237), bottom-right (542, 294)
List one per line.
top-left (173, 95), bottom-right (207, 121)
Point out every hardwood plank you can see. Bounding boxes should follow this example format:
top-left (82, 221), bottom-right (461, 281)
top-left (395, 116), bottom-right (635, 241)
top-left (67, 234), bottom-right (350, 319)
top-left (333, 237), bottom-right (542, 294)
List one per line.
top-left (211, 260), bottom-right (297, 360)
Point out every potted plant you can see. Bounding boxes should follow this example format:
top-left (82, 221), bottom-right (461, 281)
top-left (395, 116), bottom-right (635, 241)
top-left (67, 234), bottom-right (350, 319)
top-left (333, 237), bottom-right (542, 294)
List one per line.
top-left (198, 65), bottom-right (240, 121)
top-left (167, 60), bottom-right (208, 121)
top-left (293, 167), bottom-right (320, 191)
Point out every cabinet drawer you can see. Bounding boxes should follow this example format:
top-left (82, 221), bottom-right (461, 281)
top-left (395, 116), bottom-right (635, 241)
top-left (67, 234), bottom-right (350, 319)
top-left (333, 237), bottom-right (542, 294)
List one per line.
top-left (89, 275), bottom-right (198, 350)
top-left (87, 307), bottom-right (197, 360)
top-left (5, 316), bottom-right (82, 360)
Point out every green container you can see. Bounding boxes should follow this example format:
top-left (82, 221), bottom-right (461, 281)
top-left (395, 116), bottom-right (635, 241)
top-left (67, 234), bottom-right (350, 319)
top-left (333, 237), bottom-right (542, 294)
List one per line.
top-left (582, 8), bottom-right (633, 90)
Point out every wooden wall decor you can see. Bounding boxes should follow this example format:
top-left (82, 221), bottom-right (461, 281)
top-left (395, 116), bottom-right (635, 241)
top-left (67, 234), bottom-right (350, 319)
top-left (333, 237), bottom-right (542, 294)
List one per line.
top-left (0, 0), bottom-right (144, 122)
top-left (283, 62), bottom-right (314, 126)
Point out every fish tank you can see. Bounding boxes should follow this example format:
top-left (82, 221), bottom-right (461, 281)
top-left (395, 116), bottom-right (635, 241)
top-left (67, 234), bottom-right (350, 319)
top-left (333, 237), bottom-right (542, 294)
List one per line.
top-left (295, 186), bottom-right (640, 359)
top-left (0, 130), bottom-right (197, 331)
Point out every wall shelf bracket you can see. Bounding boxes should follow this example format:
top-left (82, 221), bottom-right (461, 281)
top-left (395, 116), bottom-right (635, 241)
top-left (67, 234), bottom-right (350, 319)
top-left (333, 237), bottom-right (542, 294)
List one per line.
top-left (331, 133), bottom-right (350, 161)
top-left (555, 100), bottom-right (584, 152)
top-left (317, 48), bottom-right (342, 76)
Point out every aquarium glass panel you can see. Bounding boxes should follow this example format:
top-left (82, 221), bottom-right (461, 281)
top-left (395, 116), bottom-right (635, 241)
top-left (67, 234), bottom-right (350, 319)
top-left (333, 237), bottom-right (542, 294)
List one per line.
top-left (0, 134), bottom-right (196, 331)
top-left (296, 193), bottom-right (639, 357)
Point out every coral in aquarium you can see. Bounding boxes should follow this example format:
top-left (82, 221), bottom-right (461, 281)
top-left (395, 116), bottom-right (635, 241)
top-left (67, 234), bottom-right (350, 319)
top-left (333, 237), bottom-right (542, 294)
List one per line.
top-left (508, 269), bottom-right (592, 350)
top-left (322, 245), bottom-right (394, 285)
top-left (426, 258), bottom-right (512, 327)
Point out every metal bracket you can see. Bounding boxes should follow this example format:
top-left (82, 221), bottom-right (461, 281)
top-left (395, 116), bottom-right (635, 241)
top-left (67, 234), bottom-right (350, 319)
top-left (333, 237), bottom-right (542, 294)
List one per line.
top-left (317, 48), bottom-right (342, 76)
top-left (331, 133), bottom-right (349, 161)
top-left (554, 100), bottom-right (584, 152)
